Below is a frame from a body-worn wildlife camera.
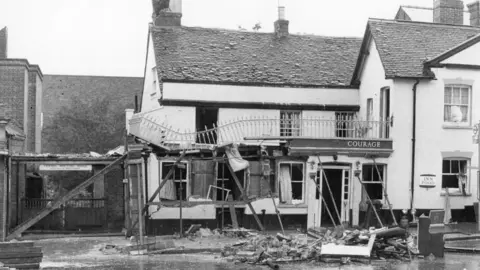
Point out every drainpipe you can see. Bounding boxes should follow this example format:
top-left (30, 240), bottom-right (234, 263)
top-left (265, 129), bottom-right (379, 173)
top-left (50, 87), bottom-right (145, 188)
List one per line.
top-left (410, 79), bottom-right (420, 211)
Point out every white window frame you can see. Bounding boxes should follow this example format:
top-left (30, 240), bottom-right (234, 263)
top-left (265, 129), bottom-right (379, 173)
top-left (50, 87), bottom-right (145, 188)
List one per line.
top-left (441, 158), bottom-right (469, 195)
top-left (280, 110), bottom-right (302, 137)
top-left (362, 164), bottom-right (387, 202)
top-left (366, 98), bottom-right (373, 122)
top-left (443, 84), bottom-right (471, 127)
top-left (159, 160), bottom-right (190, 200)
top-left (277, 161), bottom-right (305, 205)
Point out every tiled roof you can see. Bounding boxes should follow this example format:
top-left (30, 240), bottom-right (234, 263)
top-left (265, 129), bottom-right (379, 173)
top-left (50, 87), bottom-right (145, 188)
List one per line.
top-left (0, 27), bottom-right (7, 58)
top-left (151, 26), bottom-right (362, 86)
top-left (368, 19), bottom-right (480, 78)
top-left (397, 6), bottom-right (470, 25)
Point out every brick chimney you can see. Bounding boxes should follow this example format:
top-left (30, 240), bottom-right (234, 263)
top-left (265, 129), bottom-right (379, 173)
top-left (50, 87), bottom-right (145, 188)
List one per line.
top-left (468, 1), bottom-right (480, 26)
top-left (434, 0), bottom-right (465, 25)
top-left (0, 27), bottom-right (7, 58)
top-left (152, 0), bottom-right (182, 27)
top-left (0, 109), bottom-right (9, 151)
top-left (274, 6), bottom-right (289, 38)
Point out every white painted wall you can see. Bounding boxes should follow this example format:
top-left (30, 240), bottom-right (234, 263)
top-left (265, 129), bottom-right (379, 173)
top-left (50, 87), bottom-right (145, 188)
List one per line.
top-left (163, 83), bottom-right (359, 105)
top-left (141, 33), bottom-right (161, 112)
top-left (357, 39), bottom-right (411, 210)
top-left (442, 42), bottom-right (480, 66)
top-left (413, 67), bottom-right (480, 210)
top-left (35, 74), bottom-right (42, 153)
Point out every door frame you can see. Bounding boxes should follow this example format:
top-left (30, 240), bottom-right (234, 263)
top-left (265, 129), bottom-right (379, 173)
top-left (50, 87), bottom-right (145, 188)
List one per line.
top-left (315, 165), bottom-right (352, 227)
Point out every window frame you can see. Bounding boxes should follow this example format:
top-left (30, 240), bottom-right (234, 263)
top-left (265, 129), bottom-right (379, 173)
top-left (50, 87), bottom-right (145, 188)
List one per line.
top-left (277, 161), bottom-right (306, 205)
top-left (280, 110), bottom-right (302, 137)
top-left (159, 160), bottom-right (190, 200)
top-left (441, 157), bottom-right (470, 195)
top-left (366, 98), bottom-right (373, 122)
top-left (443, 84), bottom-right (471, 127)
top-left (361, 163), bottom-right (387, 202)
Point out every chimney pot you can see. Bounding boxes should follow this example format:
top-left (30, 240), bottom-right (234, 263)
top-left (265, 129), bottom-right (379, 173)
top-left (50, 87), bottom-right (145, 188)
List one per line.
top-left (433, 0), bottom-right (465, 25)
top-left (468, 1), bottom-right (480, 26)
top-left (278, 6), bottom-right (286, 20)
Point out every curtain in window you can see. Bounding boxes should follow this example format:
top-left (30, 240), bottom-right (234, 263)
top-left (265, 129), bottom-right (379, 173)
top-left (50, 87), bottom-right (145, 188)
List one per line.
top-left (159, 178), bottom-right (176, 200)
top-left (279, 165), bottom-right (292, 204)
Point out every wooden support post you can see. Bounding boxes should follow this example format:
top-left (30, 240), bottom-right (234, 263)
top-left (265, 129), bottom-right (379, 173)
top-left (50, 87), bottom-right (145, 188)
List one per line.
top-left (310, 177), bottom-right (337, 227)
top-left (355, 175), bottom-right (384, 228)
top-left (317, 157), bottom-right (343, 227)
top-left (228, 195), bottom-right (239, 229)
top-left (372, 157), bottom-right (397, 226)
top-left (226, 162), bottom-right (264, 231)
top-left (270, 192), bottom-right (284, 235)
top-left (136, 162), bottom-right (144, 245)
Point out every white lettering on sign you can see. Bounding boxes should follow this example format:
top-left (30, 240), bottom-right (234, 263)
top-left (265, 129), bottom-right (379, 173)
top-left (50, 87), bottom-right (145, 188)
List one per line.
top-left (419, 174), bottom-right (436, 187)
top-left (347, 141), bottom-right (381, 148)
top-left (39, 165), bottom-right (93, 171)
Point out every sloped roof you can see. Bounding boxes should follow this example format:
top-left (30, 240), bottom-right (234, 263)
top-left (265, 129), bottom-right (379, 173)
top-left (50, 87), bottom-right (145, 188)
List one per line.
top-left (0, 27), bottom-right (7, 58)
top-left (396, 5), bottom-right (470, 25)
top-left (151, 25), bottom-right (362, 87)
top-left (367, 19), bottom-right (480, 78)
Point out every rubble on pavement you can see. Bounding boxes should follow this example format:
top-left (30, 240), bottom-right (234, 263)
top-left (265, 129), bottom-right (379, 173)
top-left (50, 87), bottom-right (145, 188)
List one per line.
top-left (219, 225), bottom-right (420, 267)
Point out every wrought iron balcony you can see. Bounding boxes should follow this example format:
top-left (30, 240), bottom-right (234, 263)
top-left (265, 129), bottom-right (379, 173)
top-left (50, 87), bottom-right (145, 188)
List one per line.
top-left (129, 113), bottom-right (391, 150)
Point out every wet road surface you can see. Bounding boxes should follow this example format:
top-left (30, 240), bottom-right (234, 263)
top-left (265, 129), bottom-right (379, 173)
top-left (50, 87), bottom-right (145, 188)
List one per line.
top-left (38, 237), bottom-right (480, 270)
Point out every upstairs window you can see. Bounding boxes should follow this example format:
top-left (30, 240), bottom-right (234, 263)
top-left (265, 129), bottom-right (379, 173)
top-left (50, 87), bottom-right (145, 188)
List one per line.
top-left (336, 112), bottom-right (355, 138)
top-left (366, 98), bottom-right (373, 122)
top-left (444, 85), bottom-right (470, 125)
top-left (280, 111), bottom-right (301, 137)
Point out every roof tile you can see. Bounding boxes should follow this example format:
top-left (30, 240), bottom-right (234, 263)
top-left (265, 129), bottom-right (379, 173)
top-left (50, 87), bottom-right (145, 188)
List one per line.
top-left (151, 26), bottom-right (362, 86)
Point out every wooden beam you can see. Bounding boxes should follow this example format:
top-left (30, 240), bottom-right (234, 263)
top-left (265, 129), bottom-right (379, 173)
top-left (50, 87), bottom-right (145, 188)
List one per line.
top-left (226, 162), bottom-right (264, 231)
top-left (147, 200), bottom-right (252, 207)
top-left (6, 154), bottom-right (127, 241)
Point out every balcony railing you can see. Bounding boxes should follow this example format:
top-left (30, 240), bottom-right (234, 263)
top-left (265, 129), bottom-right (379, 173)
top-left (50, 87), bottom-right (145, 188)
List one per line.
top-left (129, 114), bottom-right (391, 150)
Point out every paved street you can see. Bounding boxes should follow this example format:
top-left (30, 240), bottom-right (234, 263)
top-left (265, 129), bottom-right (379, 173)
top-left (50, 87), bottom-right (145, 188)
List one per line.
top-left (37, 237), bottom-right (480, 270)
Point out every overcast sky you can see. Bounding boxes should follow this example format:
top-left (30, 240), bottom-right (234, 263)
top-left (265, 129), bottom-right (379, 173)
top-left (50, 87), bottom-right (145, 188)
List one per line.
top-left (0, 0), bottom-right (438, 77)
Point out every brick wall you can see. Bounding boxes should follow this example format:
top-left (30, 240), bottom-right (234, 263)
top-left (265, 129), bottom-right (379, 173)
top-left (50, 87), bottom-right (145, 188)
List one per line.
top-left (27, 71), bottom-right (37, 153)
top-left (0, 66), bottom-right (27, 129)
top-left (0, 158), bottom-right (5, 241)
top-left (105, 165), bottom-right (125, 230)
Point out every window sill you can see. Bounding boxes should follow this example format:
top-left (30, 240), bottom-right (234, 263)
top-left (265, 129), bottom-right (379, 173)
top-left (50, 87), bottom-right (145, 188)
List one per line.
top-left (440, 191), bottom-right (472, 197)
top-left (442, 124), bottom-right (472, 130)
top-left (278, 203), bottom-right (307, 208)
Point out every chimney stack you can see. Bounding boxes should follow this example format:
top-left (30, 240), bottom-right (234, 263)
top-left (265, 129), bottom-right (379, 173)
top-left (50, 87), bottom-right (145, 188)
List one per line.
top-left (433, 0), bottom-right (465, 25)
top-left (152, 0), bottom-right (182, 27)
top-left (274, 6), bottom-right (289, 38)
top-left (468, 1), bottom-right (480, 26)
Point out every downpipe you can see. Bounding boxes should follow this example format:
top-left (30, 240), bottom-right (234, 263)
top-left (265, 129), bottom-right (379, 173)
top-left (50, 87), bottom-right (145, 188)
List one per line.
top-left (410, 79), bottom-right (420, 211)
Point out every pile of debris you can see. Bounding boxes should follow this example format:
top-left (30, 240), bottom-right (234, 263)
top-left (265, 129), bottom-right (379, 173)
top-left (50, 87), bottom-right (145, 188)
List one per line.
top-left (221, 226), bottom-right (419, 267)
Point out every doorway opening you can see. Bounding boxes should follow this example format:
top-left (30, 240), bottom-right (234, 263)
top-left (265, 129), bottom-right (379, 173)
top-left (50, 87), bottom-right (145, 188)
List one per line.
top-left (320, 169), bottom-right (343, 226)
top-left (196, 107), bottom-right (218, 144)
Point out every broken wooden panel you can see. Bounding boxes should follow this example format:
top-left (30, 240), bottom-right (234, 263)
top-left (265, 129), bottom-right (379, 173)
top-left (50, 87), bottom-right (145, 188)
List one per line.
top-left (191, 160), bottom-right (215, 198)
top-left (320, 234), bottom-right (376, 258)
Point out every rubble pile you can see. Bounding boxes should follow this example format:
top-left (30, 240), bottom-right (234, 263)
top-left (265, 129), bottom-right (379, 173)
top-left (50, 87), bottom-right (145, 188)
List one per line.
top-left (220, 226), bottom-right (420, 267)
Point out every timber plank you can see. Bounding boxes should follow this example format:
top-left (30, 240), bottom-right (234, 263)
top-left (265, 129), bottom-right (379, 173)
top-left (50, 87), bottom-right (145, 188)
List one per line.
top-left (0, 241), bottom-right (34, 248)
top-left (0, 252), bottom-right (43, 259)
top-left (0, 247), bottom-right (41, 253)
top-left (3, 263), bottom-right (40, 269)
top-left (0, 256), bottom-right (42, 264)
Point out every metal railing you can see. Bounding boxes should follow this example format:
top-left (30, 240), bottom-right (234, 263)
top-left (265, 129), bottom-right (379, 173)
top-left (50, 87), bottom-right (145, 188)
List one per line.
top-left (129, 114), bottom-right (391, 150)
top-left (22, 198), bottom-right (106, 209)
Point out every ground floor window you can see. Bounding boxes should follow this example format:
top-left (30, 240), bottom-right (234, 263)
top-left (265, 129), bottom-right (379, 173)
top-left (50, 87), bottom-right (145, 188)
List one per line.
top-left (362, 164), bottom-right (386, 200)
top-left (160, 161), bottom-right (189, 201)
top-left (442, 158), bottom-right (468, 195)
top-left (278, 162), bottom-right (304, 204)
top-left (215, 162), bottom-right (245, 201)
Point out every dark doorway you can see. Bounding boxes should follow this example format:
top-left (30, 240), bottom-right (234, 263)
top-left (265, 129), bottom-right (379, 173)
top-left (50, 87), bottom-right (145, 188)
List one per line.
top-left (196, 107), bottom-right (218, 144)
top-left (216, 162), bottom-right (245, 201)
top-left (321, 169), bottom-right (343, 226)
top-left (25, 173), bottom-right (43, 198)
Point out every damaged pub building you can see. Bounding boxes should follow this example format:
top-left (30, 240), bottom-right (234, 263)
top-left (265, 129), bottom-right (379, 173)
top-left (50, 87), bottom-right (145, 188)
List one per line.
top-left (126, 0), bottom-right (480, 236)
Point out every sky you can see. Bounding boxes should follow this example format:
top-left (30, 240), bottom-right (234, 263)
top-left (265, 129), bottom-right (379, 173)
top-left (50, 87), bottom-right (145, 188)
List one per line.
top-left (0, 0), bottom-right (438, 77)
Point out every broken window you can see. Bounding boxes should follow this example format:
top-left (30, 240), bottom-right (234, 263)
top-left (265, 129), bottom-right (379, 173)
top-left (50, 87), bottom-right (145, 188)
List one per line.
top-left (280, 111), bottom-right (301, 137)
top-left (362, 164), bottom-right (386, 201)
top-left (215, 162), bottom-right (246, 201)
top-left (161, 161), bottom-right (189, 201)
top-left (279, 162), bottom-right (304, 204)
top-left (442, 159), bottom-right (468, 194)
top-left (444, 85), bottom-right (470, 124)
